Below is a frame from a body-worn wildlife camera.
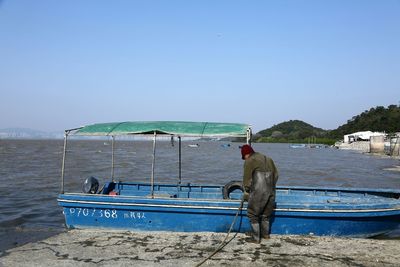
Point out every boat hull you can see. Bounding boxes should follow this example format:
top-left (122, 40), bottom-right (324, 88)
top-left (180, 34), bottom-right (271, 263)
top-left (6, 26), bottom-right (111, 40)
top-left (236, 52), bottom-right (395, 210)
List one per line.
top-left (58, 184), bottom-right (400, 238)
top-left (59, 195), bottom-right (247, 233)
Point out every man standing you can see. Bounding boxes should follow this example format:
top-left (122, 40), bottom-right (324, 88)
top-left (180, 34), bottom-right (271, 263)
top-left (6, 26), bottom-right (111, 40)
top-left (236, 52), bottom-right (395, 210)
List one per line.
top-left (241, 144), bottom-right (278, 243)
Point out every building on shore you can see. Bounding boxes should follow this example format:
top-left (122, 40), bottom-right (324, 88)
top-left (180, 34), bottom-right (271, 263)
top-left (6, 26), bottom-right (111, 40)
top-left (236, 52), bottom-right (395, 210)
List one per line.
top-left (370, 133), bottom-right (400, 156)
top-left (339, 131), bottom-right (399, 157)
top-left (344, 131), bottom-right (386, 143)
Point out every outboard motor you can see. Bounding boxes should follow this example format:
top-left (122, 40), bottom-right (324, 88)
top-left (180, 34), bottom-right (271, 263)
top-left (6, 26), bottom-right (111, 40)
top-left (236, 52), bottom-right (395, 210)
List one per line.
top-left (82, 176), bottom-right (99, 194)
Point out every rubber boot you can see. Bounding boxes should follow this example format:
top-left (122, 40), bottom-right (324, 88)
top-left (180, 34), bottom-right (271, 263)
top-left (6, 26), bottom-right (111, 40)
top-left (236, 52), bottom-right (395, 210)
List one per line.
top-left (245, 223), bottom-right (261, 244)
top-left (261, 220), bottom-right (270, 239)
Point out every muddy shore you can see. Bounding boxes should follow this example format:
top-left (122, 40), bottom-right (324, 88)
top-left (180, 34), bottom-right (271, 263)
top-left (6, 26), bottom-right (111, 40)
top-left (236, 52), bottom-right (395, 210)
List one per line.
top-left (1, 230), bottom-right (399, 267)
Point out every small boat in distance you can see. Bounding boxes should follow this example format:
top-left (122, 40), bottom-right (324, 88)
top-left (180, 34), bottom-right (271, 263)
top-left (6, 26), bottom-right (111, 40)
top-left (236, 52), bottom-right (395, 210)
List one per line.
top-left (289, 144), bottom-right (327, 149)
top-left (57, 121), bottom-right (400, 237)
top-left (289, 144), bottom-right (307, 149)
top-left (188, 144), bottom-right (199, 148)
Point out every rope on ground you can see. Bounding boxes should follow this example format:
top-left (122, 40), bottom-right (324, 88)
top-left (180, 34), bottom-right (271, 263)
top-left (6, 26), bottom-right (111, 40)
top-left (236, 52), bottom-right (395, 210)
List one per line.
top-left (194, 198), bottom-right (245, 267)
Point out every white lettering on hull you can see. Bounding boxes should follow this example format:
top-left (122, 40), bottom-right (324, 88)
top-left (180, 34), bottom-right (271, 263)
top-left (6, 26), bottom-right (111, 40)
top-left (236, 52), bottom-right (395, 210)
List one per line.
top-left (68, 208), bottom-right (146, 220)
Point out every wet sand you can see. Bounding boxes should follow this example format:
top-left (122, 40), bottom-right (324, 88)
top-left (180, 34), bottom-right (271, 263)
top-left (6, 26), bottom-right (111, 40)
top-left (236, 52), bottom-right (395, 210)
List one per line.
top-left (1, 230), bottom-right (399, 267)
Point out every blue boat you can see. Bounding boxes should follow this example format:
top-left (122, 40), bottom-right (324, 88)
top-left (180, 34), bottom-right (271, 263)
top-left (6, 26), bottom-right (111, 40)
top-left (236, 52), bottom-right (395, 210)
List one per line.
top-left (58, 121), bottom-right (400, 237)
top-left (289, 144), bottom-right (307, 149)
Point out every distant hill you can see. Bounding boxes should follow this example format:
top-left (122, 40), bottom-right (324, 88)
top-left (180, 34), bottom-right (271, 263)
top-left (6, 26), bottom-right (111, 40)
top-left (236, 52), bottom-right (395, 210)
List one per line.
top-left (0, 128), bottom-right (63, 139)
top-left (258, 120), bottom-right (326, 138)
top-left (256, 104), bottom-right (400, 144)
top-left (256, 120), bottom-right (332, 144)
top-left (328, 105), bottom-right (400, 139)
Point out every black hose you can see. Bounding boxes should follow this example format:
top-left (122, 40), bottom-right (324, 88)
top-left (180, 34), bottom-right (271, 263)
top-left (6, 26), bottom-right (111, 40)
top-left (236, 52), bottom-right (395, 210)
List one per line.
top-left (195, 197), bottom-right (245, 267)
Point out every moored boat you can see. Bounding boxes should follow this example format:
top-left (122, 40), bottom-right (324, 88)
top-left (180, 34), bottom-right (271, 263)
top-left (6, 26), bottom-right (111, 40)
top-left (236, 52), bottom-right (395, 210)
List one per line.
top-left (188, 144), bottom-right (200, 148)
top-left (57, 121), bottom-right (400, 237)
top-left (289, 144), bottom-right (307, 149)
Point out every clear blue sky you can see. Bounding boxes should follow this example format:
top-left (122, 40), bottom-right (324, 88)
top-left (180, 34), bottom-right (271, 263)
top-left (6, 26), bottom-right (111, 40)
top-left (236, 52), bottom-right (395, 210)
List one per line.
top-left (1, 1), bottom-right (399, 132)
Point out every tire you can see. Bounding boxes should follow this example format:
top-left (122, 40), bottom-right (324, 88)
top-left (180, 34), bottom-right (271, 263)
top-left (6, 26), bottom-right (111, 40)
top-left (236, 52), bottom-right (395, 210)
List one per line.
top-left (223, 180), bottom-right (244, 199)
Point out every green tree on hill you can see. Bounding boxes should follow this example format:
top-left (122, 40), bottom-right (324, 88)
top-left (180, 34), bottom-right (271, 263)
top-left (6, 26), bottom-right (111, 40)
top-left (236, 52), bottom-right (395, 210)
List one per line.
top-left (256, 120), bottom-right (332, 144)
top-left (255, 104), bottom-right (400, 144)
top-left (328, 105), bottom-right (400, 139)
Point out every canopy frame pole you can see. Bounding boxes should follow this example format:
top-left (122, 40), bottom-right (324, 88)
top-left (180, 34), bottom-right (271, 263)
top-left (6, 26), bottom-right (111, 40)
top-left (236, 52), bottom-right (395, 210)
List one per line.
top-left (246, 127), bottom-right (252, 145)
top-left (60, 130), bottom-right (69, 194)
top-left (111, 135), bottom-right (115, 182)
top-left (151, 131), bottom-right (157, 198)
top-left (178, 136), bottom-right (182, 185)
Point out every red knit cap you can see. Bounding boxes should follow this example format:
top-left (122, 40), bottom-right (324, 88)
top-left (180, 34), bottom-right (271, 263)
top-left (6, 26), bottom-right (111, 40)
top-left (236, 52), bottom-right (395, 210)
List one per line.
top-left (241, 144), bottom-right (254, 159)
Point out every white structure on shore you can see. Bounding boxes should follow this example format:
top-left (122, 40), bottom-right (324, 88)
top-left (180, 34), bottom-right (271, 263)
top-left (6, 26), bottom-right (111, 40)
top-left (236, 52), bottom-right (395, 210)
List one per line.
top-left (338, 131), bottom-right (399, 156)
top-left (344, 131), bottom-right (385, 143)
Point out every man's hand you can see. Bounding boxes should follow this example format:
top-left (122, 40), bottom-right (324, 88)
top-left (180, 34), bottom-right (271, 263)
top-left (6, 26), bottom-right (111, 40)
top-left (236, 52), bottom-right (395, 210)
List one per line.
top-left (243, 191), bottom-right (249, 201)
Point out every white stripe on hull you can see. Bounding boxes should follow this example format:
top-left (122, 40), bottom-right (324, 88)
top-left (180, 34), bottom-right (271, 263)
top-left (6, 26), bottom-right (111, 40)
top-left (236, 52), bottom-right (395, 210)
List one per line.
top-left (58, 199), bottom-right (400, 213)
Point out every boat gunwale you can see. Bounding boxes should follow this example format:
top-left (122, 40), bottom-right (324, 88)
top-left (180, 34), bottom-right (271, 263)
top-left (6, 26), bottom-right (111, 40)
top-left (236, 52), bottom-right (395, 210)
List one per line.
top-left (57, 197), bottom-right (400, 214)
top-left (58, 190), bottom-right (400, 213)
top-left (59, 182), bottom-right (400, 209)
top-left (101, 181), bottom-right (400, 195)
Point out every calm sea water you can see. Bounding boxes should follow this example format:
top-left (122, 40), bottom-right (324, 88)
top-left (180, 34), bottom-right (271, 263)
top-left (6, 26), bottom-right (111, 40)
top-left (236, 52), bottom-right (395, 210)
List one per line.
top-left (1, 139), bottom-right (400, 252)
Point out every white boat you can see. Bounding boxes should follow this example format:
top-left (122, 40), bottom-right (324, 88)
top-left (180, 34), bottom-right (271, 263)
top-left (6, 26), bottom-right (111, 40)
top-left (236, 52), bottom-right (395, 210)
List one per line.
top-left (188, 144), bottom-right (199, 148)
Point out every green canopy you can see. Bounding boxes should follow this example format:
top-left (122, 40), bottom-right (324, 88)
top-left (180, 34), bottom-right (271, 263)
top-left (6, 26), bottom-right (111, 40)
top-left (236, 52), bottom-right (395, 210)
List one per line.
top-left (72, 121), bottom-right (251, 137)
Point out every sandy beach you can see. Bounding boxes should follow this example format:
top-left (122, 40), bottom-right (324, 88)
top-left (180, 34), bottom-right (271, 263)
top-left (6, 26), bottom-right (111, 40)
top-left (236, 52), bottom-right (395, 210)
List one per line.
top-left (1, 229), bottom-right (399, 267)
